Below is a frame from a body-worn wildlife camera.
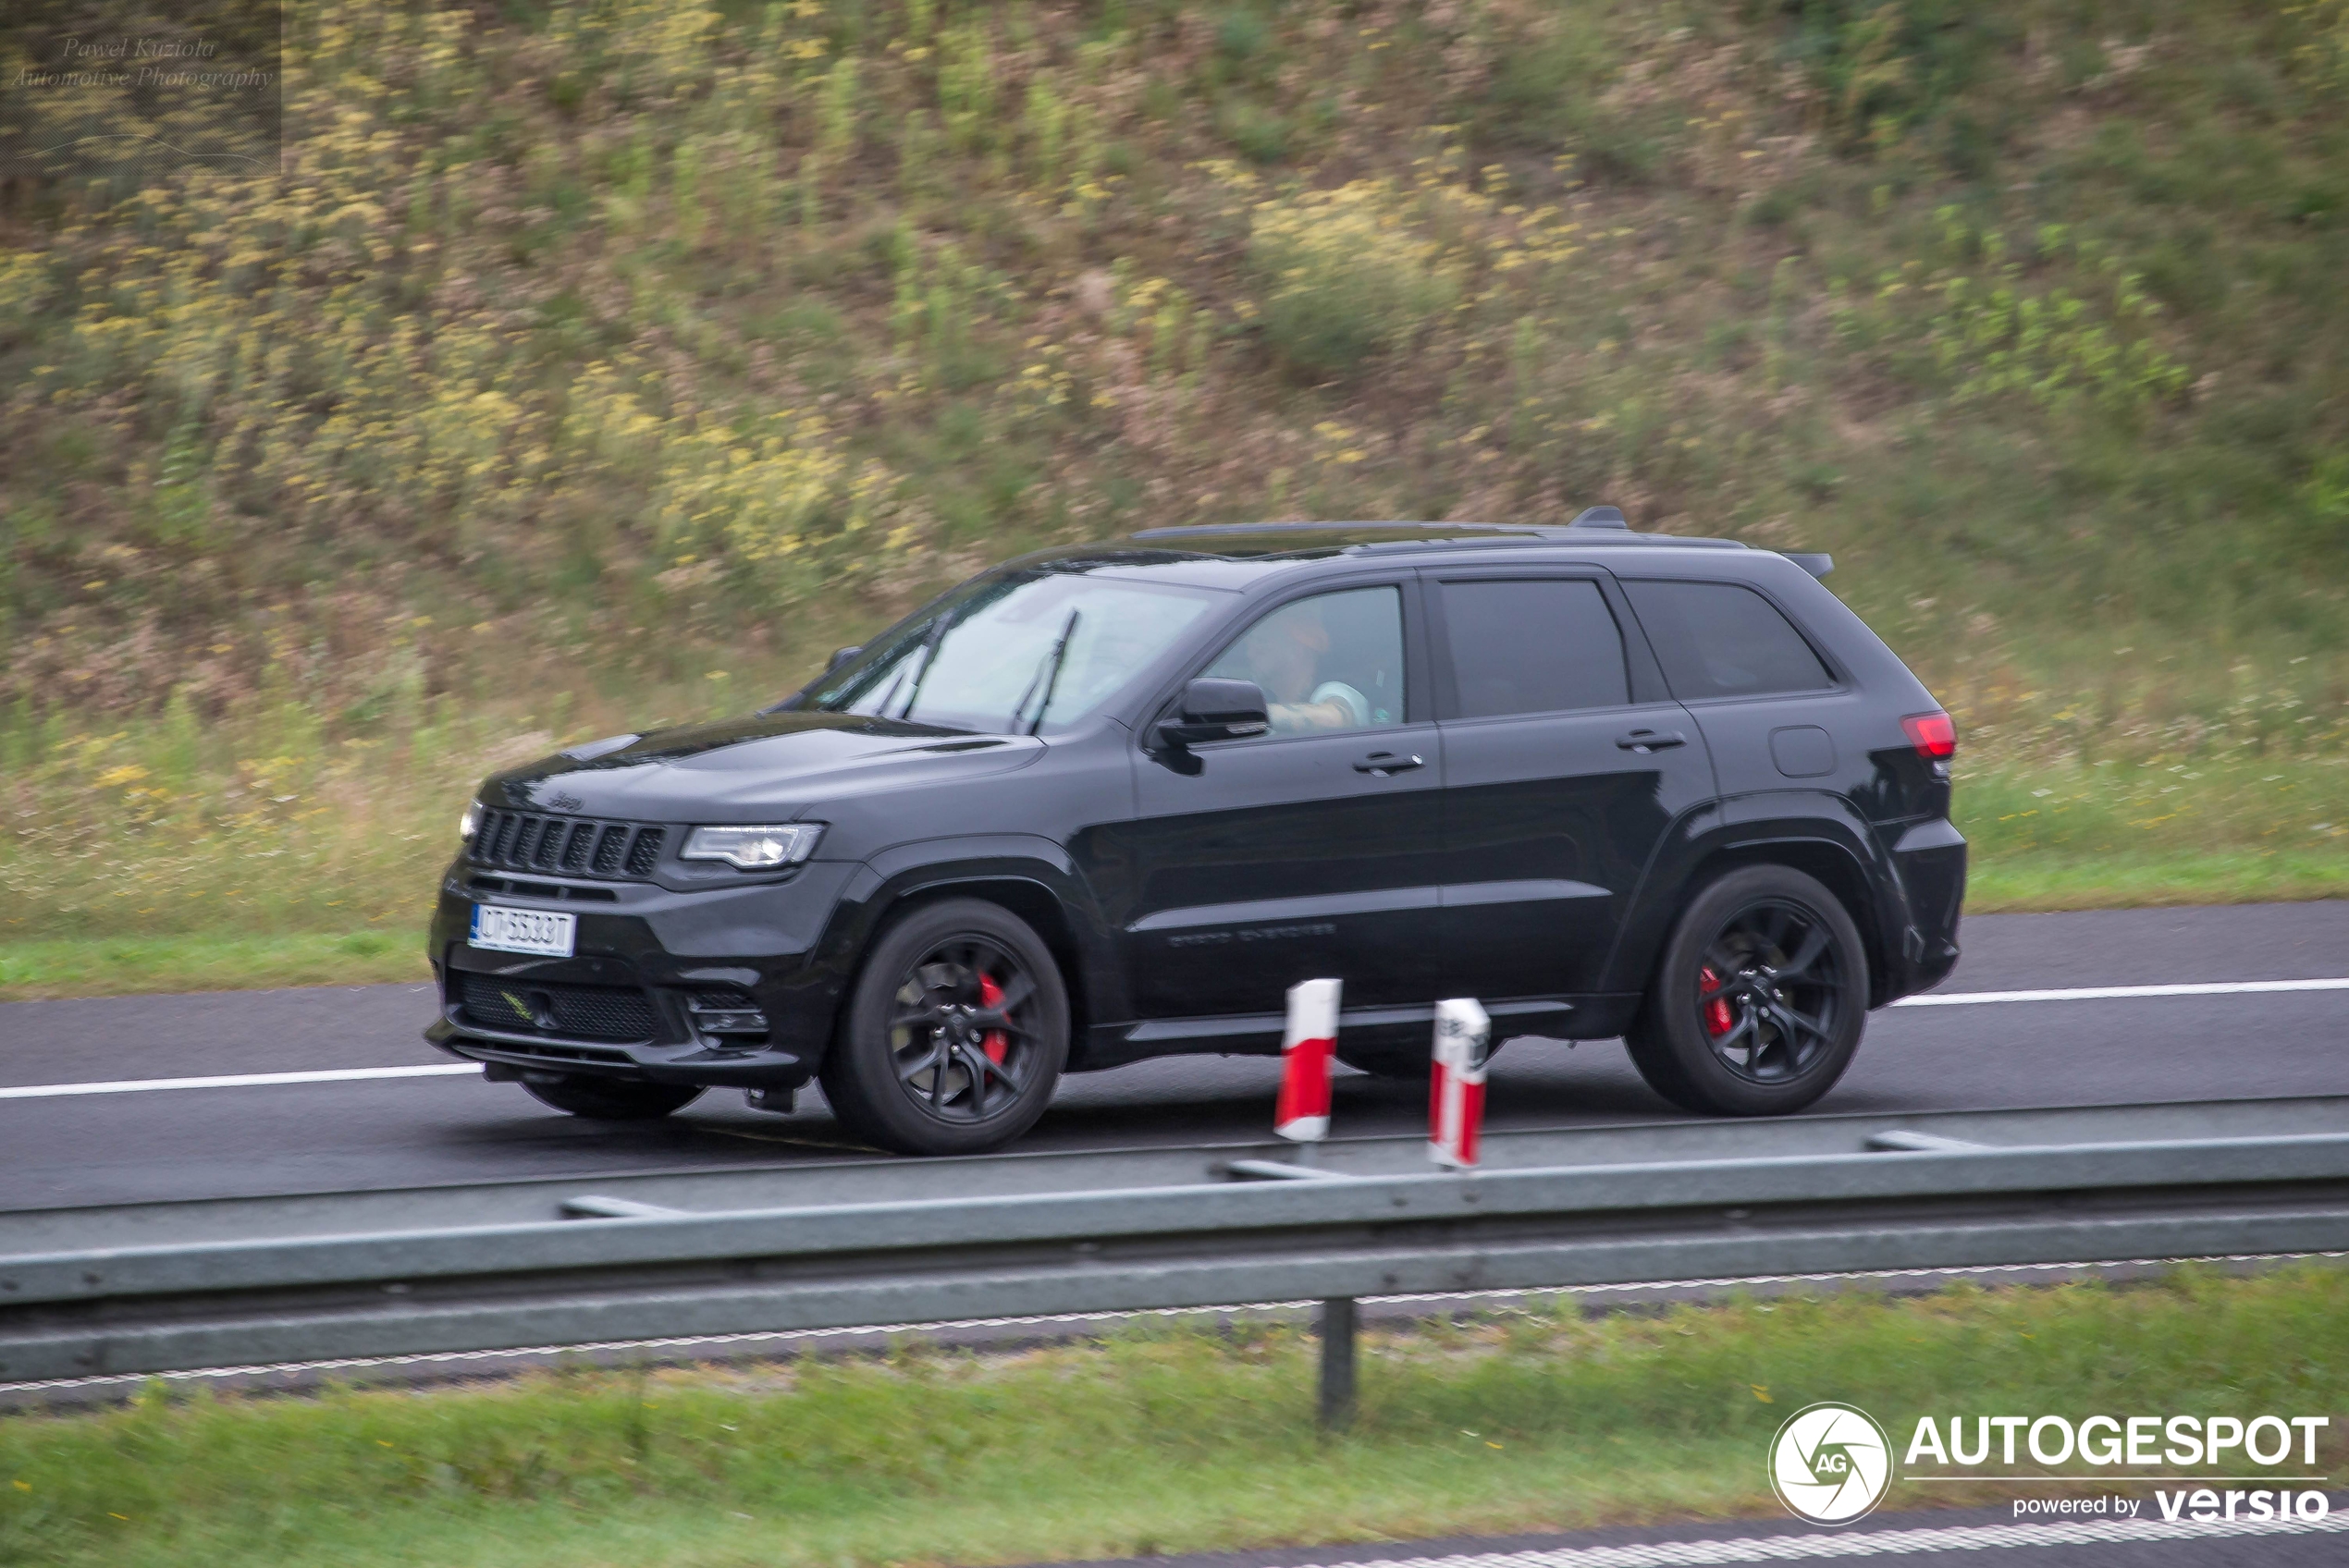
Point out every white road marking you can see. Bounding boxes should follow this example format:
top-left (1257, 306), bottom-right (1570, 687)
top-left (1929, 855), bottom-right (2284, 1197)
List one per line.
top-left (0, 1064), bottom-right (482, 1100)
top-left (3, 977), bottom-right (2344, 1100)
top-left (1894, 977), bottom-right (2349, 1007)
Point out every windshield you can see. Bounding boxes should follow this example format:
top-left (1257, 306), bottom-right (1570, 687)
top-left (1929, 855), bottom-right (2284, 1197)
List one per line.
top-left (804, 570), bottom-right (1222, 735)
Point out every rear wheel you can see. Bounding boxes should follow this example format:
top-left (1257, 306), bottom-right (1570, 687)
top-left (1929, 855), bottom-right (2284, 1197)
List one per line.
top-left (1625, 865), bottom-right (1867, 1116)
top-left (821, 898), bottom-right (1070, 1156)
top-left (522, 1074), bottom-right (704, 1121)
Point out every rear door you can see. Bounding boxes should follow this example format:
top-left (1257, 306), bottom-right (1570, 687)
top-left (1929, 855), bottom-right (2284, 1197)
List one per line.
top-left (1614, 578), bottom-right (1847, 800)
top-left (1427, 570), bottom-right (1714, 1003)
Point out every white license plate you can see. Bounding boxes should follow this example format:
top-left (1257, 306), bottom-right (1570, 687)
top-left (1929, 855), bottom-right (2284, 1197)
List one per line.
top-left (469, 904), bottom-right (576, 958)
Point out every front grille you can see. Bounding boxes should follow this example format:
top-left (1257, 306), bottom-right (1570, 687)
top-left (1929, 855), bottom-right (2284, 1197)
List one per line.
top-left (624, 827), bottom-right (665, 876)
top-left (459, 975), bottom-right (657, 1043)
top-left (469, 811), bottom-right (667, 881)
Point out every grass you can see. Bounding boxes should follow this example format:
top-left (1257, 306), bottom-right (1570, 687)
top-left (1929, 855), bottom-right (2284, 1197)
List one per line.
top-left (3, 0), bottom-right (2346, 724)
top-left (1, 748), bottom-right (2340, 1003)
top-left (4, 0), bottom-right (2346, 969)
top-left (0, 932), bottom-right (424, 1003)
top-left (2, 1266), bottom-right (2343, 1568)
top-left (1958, 754), bottom-right (2349, 909)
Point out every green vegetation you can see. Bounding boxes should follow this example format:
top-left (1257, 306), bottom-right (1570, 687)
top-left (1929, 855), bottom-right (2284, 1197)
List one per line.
top-left (5, 0), bottom-right (2347, 969)
top-left (0, 931), bottom-right (424, 1002)
top-left (4, 744), bottom-right (2341, 1002)
top-left (4, 1266), bottom-right (2343, 1567)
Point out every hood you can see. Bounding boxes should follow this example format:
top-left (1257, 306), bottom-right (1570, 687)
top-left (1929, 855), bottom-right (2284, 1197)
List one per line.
top-left (484, 711), bottom-right (1044, 819)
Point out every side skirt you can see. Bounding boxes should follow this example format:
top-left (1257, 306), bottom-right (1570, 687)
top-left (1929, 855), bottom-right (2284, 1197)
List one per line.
top-left (1068, 997), bottom-right (1643, 1072)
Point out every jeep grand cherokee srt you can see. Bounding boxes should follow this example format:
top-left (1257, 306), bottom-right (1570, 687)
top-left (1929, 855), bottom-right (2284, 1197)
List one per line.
top-left (427, 515), bottom-right (1964, 1154)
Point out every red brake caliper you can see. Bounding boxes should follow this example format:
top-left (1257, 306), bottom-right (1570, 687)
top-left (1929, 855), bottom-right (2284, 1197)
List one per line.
top-left (978, 974), bottom-right (1010, 1064)
top-left (1699, 966), bottom-right (1734, 1038)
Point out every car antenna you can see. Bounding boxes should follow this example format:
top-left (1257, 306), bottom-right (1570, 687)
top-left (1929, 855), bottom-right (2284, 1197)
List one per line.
top-left (1568, 505), bottom-right (1629, 529)
top-left (1023, 609), bottom-right (1082, 736)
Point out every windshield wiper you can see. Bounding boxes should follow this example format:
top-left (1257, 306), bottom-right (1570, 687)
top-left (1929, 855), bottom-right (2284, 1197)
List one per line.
top-left (1017, 609), bottom-right (1082, 736)
top-left (890, 607), bottom-right (959, 722)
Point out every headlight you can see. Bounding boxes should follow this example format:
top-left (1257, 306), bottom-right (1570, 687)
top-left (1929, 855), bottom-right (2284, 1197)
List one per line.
top-left (459, 802), bottom-right (482, 842)
top-left (681, 823), bottom-right (824, 870)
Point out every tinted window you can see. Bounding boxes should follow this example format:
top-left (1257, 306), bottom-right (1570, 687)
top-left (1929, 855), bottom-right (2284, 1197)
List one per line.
top-left (1202, 585), bottom-right (1405, 736)
top-left (1623, 580), bottom-right (1834, 700)
top-left (1440, 579), bottom-right (1629, 717)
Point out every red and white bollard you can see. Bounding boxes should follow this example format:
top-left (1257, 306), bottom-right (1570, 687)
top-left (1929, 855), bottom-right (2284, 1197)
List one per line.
top-left (1275, 977), bottom-right (1342, 1145)
top-left (1429, 997), bottom-right (1491, 1169)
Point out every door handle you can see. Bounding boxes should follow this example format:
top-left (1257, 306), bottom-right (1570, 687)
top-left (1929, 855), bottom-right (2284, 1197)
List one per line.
top-left (1354, 751), bottom-right (1425, 776)
top-left (1615, 729), bottom-right (1688, 753)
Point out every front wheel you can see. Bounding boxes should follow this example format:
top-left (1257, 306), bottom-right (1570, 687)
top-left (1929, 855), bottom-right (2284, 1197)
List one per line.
top-left (523, 1074), bottom-right (705, 1121)
top-left (1625, 865), bottom-right (1867, 1116)
top-left (821, 898), bottom-right (1070, 1155)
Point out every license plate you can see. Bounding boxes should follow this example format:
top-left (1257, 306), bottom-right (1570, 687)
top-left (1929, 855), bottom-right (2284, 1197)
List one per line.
top-left (469, 904), bottom-right (576, 958)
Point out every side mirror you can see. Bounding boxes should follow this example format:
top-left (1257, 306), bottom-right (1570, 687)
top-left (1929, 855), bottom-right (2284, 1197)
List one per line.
top-left (826, 644), bottom-right (863, 672)
top-left (1156, 678), bottom-right (1271, 749)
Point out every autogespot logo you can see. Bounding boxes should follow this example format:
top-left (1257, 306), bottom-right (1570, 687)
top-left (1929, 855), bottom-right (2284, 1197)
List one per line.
top-left (1770, 1402), bottom-right (1895, 1525)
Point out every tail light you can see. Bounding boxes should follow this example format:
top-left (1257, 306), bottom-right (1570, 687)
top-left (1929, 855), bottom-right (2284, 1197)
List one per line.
top-left (1901, 711), bottom-right (1957, 760)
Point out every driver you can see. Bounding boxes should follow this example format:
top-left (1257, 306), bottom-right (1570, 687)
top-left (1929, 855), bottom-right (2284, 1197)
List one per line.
top-left (1230, 603), bottom-right (1371, 733)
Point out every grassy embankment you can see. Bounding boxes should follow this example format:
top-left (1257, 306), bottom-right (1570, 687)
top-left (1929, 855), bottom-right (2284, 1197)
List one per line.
top-left (5, 0), bottom-right (2348, 999)
top-left (3, 1266), bottom-right (2343, 1568)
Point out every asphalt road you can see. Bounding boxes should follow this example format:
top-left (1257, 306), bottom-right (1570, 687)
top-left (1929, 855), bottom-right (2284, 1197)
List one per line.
top-left (2, 901), bottom-right (2344, 1212)
top-left (1030, 1499), bottom-right (2349, 1568)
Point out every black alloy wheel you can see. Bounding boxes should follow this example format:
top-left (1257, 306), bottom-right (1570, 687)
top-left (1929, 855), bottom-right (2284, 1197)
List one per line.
top-left (1694, 900), bottom-right (1847, 1084)
top-left (522, 1074), bottom-right (705, 1121)
top-left (823, 898), bottom-right (1070, 1155)
top-left (1626, 865), bottom-right (1867, 1116)
top-left (887, 937), bottom-right (1044, 1121)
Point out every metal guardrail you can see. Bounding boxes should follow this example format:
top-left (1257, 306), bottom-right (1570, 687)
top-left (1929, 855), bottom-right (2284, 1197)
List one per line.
top-left (6, 1097), bottom-right (2349, 1422)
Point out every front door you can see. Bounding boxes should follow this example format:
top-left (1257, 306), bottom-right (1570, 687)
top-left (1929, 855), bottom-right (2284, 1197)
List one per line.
top-left (1119, 582), bottom-right (1446, 1023)
top-left (1427, 571), bottom-right (1715, 1003)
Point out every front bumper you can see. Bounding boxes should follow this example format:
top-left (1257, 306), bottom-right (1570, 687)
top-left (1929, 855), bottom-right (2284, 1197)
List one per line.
top-left (424, 861), bottom-right (859, 1088)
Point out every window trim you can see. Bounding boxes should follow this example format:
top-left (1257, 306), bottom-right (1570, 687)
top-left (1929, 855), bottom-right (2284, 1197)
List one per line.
top-left (1420, 567), bottom-right (1665, 723)
top-left (1615, 575), bottom-right (1848, 705)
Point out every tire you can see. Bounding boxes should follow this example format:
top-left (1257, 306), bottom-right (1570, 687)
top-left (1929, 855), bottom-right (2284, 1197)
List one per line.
top-left (522, 1074), bottom-right (705, 1121)
top-left (821, 897), bottom-right (1071, 1156)
top-left (1624, 865), bottom-right (1868, 1116)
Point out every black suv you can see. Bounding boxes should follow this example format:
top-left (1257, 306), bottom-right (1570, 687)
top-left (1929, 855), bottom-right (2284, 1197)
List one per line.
top-left (426, 517), bottom-right (1964, 1154)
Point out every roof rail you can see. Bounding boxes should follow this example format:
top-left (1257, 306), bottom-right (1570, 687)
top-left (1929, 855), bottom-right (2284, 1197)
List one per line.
top-left (1568, 506), bottom-right (1628, 529)
top-left (1130, 521), bottom-right (1545, 540)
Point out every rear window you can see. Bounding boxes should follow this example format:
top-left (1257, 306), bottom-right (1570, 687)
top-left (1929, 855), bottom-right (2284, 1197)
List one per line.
top-left (1439, 578), bottom-right (1630, 717)
top-left (1622, 580), bottom-right (1834, 700)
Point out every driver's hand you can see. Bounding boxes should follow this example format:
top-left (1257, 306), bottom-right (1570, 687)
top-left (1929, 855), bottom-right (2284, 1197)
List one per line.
top-left (1267, 698), bottom-right (1351, 733)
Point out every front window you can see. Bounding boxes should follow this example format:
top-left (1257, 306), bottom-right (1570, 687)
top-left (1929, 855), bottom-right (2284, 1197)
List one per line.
top-left (806, 570), bottom-right (1221, 735)
top-left (1200, 585), bottom-right (1406, 736)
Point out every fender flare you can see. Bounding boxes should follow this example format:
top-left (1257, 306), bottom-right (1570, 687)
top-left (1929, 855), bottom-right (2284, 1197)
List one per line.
top-left (1605, 791), bottom-right (1913, 1007)
top-left (814, 834), bottom-right (1124, 1047)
